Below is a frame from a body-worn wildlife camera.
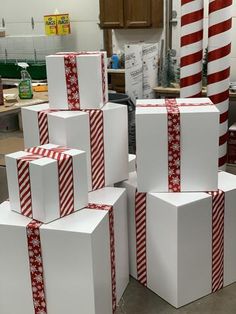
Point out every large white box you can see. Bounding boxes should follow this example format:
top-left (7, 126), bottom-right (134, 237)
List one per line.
top-left (5, 144), bottom-right (88, 223)
top-left (118, 171), bottom-right (236, 308)
top-left (0, 187), bottom-right (129, 314)
top-left (136, 98), bottom-right (219, 192)
top-left (48, 103), bottom-right (129, 191)
top-left (46, 52), bottom-right (108, 110)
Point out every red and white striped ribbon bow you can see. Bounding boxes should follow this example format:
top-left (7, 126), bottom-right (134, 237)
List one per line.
top-left (63, 52), bottom-right (107, 110)
top-left (208, 190), bottom-right (225, 292)
top-left (180, 0), bottom-right (204, 98)
top-left (26, 220), bottom-right (47, 314)
top-left (26, 146), bottom-right (75, 218)
top-left (135, 191), bottom-right (147, 286)
top-left (17, 154), bottom-right (43, 218)
top-left (87, 203), bottom-right (117, 313)
top-left (84, 109), bottom-right (106, 190)
top-left (38, 109), bottom-right (60, 145)
top-left (207, 0), bottom-right (233, 169)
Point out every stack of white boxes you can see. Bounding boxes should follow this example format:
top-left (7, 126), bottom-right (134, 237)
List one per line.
top-left (118, 98), bottom-right (236, 308)
top-left (0, 51), bottom-right (130, 314)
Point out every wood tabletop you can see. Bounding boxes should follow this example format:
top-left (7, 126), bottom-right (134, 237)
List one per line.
top-left (153, 85), bottom-right (236, 100)
top-left (0, 88), bottom-right (48, 115)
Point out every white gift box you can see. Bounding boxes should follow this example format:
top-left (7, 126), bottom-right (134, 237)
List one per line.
top-left (118, 171), bottom-right (236, 308)
top-left (0, 202), bottom-right (111, 314)
top-left (88, 187), bottom-right (129, 303)
top-left (48, 103), bottom-right (129, 191)
top-left (136, 98), bottom-right (219, 192)
top-left (22, 103), bottom-right (51, 148)
top-left (128, 154), bottom-right (136, 173)
top-left (5, 144), bottom-right (88, 223)
top-left (0, 187), bottom-right (128, 313)
top-left (46, 52), bottom-right (108, 110)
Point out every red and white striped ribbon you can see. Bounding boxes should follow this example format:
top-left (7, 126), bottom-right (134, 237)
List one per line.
top-left (180, 0), bottom-right (204, 98)
top-left (38, 109), bottom-right (60, 145)
top-left (135, 191), bottom-right (147, 286)
top-left (87, 203), bottom-right (117, 313)
top-left (27, 146), bottom-right (74, 218)
top-left (26, 220), bottom-right (47, 314)
top-left (64, 55), bottom-right (80, 110)
top-left (62, 52), bottom-right (107, 109)
top-left (17, 154), bottom-right (43, 218)
top-left (84, 110), bottom-right (105, 190)
top-left (208, 190), bottom-right (225, 292)
top-left (207, 0), bottom-right (233, 169)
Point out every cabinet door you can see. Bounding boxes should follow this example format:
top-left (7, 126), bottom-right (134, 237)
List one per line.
top-left (125, 0), bottom-right (151, 28)
top-left (100, 0), bottom-right (124, 28)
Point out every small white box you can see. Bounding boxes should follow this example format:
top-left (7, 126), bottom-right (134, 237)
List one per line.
top-left (118, 171), bottom-right (236, 308)
top-left (0, 202), bottom-right (111, 314)
top-left (136, 98), bottom-right (219, 192)
top-left (5, 144), bottom-right (88, 223)
top-left (48, 103), bottom-right (129, 191)
top-left (46, 52), bottom-right (108, 109)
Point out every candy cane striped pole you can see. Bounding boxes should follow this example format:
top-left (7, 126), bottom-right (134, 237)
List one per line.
top-left (207, 0), bottom-right (233, 169)
top-left (180, 0), bottom-right (204, 98)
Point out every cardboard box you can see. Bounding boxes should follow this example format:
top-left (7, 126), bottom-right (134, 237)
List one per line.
top-left (5, 144), bottom-right (88, 223)
top-left (118, 171), bottom-right (236, 308)
top-left (228, 123), bottom-right (236, 165)
top-left (136, 98), bottom-right (219, 192)
top-left (46, 52), bottom-right (108, 109)
top-left (48, 103), bottom-right (129, 191)
top-left (0, 187), bottom-right (128, 313)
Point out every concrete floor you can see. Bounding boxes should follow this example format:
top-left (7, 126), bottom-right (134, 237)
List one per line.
top-left (1, 166), bottom-right (236, 313)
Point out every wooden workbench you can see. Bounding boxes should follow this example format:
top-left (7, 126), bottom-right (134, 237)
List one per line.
top-left (153, 86), bottom-right (236, 100)
top-left (1, 88), bottom-right (48, 116)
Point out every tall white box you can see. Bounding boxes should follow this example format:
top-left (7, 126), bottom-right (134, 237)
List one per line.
top-left (46, 52), bottom-right (108, 110)
top-left (48, 103), bottom-right (129, 191)
top-left (5, 144), bottom-right (88, 223)
top-left (136, 98), bottom-right (219, 192)
top-left (118, 171), bottom-right (236, 308)
top-left (0, 187), bottom-right (129, 313)
top-left (0, 202), bottom-right (111, 314)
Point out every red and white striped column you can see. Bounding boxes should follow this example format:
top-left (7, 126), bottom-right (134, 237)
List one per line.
top-left (207, 0), bottom-right (233, 169)
top-left (180, 0), bottom-right (204, 98)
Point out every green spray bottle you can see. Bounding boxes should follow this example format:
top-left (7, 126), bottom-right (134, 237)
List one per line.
top-left (18, 63), bottom-right (33, 99)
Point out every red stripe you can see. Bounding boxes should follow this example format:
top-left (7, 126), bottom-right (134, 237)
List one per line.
top-left (26, 220), bottom-right (47, 314)
top-left (208, 44), bottom-right (231, 62)
top-left (207, 68), bottom-right (230, 85)
top-left (135, 191), bottom-right (147, 286)
top-left (219, 154), bottom-right (227, 167)
top-left (181, 8), bottom-right (204, 26)
top-left (181, 30), bottom-right (203, 47)
top-left (209, 0), bottom-right (232, 14)
top-left (209, 19), bottom-right (232, 38)
top-left (219, 132), bottom-right (228, 146)
top-left (180, 71), bottom-right (202, 88)
top-left (181, 0), bottom-right (195, 4)
top-left (181, 50), bottom-right (203, 67)
top-left (87, 203), bottom-right (117, 313)
top-left (209, 90), bottom-right (229, 105)
top-left (220, 111), bottom-right (228, 124)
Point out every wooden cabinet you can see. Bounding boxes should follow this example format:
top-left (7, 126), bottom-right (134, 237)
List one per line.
top-left (99, 0), bottom-right (124, 28)
top-left (100, 0), bottom-right (163, 29)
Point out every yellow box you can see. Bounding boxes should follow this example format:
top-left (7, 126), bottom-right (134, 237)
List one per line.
top-left (44, 15), bottom-right (57, 36)
top-left (57, 14), bottom-right (71, 35)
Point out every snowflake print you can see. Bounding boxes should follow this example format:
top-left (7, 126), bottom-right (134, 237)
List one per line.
top-left (69, 75), bottom-right (77, 85)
